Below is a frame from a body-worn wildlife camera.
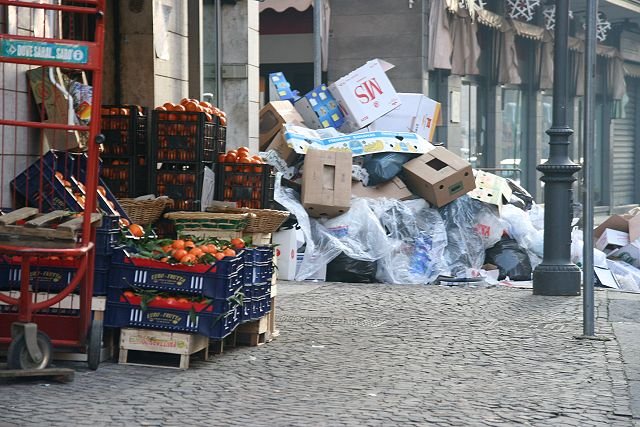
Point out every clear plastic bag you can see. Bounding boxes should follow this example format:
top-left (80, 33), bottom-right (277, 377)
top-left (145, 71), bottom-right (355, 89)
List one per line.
top-left (500, 204), bottom-right (543, 268)
top-left (439, 196), bottom-right (507, 278)
top-left (371, 198), bottom-right (448, 284)
top-left (606, 259), bottom-right (640, 293)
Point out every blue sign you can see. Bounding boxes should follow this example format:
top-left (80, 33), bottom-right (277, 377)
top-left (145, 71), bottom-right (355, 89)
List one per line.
top-left (1, 39), bottom-right (89, 64)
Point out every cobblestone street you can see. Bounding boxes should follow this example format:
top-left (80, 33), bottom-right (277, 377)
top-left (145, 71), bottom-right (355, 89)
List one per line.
top-left (1, 282), bottom-right (639, 426)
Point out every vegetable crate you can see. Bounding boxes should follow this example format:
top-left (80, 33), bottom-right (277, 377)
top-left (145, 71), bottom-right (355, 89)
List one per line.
top-left (100, 105), bottom-right (149, 198)
top-left (152, 163), bottom-right (209, 212)
top-left (214, 163), bottom-right (276, 209)
top-left (105, 288), bottom-right (241, 339)
top-left (165, 212), bottom-right (250, 241)
top-left (109, 249), bottom-right (244, 299)
top-left (151, 111), bottom-right (225, 164)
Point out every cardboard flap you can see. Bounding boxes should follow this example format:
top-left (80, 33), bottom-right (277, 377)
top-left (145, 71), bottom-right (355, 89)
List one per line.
top-left (375, 59), bottom-right (395, 72)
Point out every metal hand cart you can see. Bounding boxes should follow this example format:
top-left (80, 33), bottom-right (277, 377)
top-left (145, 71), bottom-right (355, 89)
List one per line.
top-left (0, 0), bottom-right (106, 372)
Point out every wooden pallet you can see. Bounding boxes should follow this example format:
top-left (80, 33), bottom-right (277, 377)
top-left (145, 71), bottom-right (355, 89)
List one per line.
top-left (0, 367), bottom-right (74, 383)
top-left (118, 328), bottom-right (209, 370)
top-left (0, 207), bottom-right (102, 248)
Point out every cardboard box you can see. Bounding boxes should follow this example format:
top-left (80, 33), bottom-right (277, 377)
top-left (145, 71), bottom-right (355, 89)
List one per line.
top-left (272, 229), bottom-right (298, 281)
top-left (352, 177), bottom-right (414, 201)
top-left (294, 84), bottom-right (345, 129)
top-left (268, 72), bottom-right (300, 102)
top-left (259, 101), bottom-right (305, 150)
top-left (468, 170), bottom-right (513, 213)
top-left (301, 149), bottom-right (352, 217)
top-left (26, 67), bottom-right (87, 151)
top-left (608, 242), bottom-right (640, 269)
top-left (329, 59), bottom-right (401, 132)
top-left (284, 128), bottom-right (434, 157)
top-left (367, 93), bottom-right (441, 142)
top-left (265, 129), bottom-right (299, 166)
top-left (595, 229), bottom-right (630, 252)
top-left (594, 209), bottom-right (640, 242)
top-left (402, 146), bottom-right (475, 207)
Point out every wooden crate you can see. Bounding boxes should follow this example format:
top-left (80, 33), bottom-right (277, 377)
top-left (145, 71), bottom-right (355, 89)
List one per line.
top-left (118, 328), bottom-right (209, 370)
top-left (243, 232), bottom-right (271, 246)
top-left (269, 297), bottom-right (279, 338)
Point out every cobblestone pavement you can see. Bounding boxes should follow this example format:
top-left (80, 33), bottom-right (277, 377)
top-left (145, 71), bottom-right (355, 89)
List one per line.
top-left (1, 283), bottom-right (639, 426)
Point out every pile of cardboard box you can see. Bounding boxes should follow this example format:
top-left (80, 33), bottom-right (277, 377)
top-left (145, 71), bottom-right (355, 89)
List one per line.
top-left (261, 60), bottom-right (490, 282)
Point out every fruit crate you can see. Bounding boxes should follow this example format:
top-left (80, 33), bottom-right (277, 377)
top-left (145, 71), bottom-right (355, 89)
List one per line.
top-left (151, 110), bottom-right (225, 164)
top-left (214, 162), bottom-right (275, 209)
top-left (100, 105), bottom-right (149, 198)
top-left (250, 295), bottom-right (272, 320)
top-left (110, 249), bottom-right (244, 299)
top-left (0, 257), bottom-right (110, 296)
top-left (105, 288), bottom-right (241, 339)
top-left (152, 163), bottom-right (210, 212)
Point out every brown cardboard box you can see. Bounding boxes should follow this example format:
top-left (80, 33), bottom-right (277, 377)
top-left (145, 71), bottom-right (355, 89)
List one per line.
top-left (352, 177), bottom-right (414, 200)
top-left (401, 146), bottom-right (475, 207)
top-left (301, 149), bottom-right (352, 218)
top-left (26, 67), bottom-right (87, 151)
top-left (259, 101), bottom-right (305, 150)
top-left (265, 129), bottom-right (299, 165)
top-left (594, 208), bottom-right (640, 242)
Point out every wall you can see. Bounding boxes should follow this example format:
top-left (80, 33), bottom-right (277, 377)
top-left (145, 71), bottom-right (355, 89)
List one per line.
top-left (153, 0), bottom-right (189, 104)
top-left (327, 0), bottom-right (427, 92)
top-left (0, 5), bottom-right (49, 208)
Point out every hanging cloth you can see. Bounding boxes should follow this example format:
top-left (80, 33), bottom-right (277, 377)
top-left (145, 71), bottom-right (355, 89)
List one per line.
top-left (539, 32), bottom-right (554, 90)
top-left (498, 25), bottom-right (521, 85)
top-left (451, 9), bottom-right (481, 75)
top-left (609, 55), bottom-right (626, 100)
top-left (428, 0), bottom-right (453, 70)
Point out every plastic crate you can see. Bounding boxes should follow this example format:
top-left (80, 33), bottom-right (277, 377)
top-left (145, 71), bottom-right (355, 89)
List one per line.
top-left (214, 163), bottom-right (275, 209)
top-left (11, 153), bottom-right (84, 212)
top-left (94, 267), bottom-right (109, 296)
top-left (151, 110), bottom-right (224, 163)
top-left (110, 249), bottom-right (244, 299)
top-left (250, 295), bottom-right (271, 320)
top-left (152, 163), bottom-right (208, 212)
top-left (100, 105), bottom-right (148, 157)
top-left (105, 289), bottom-right (241, 339)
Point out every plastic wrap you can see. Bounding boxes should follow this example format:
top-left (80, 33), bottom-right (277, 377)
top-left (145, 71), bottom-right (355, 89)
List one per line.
top-left (484, 237), bottom-right (533, 281)
top-left (439, 196), bottom-right (507, 278)
top-left (570, 228), bottom-right (607, 268)
top-left (528, 203), bottom-right (545, 230)
top-left (606, 259), bottom-right (640, 293)
top-left (361, 153), bottom-right (416, 186)
top-left (506, 178), bottom-right (534, 210)
top-left (371, 198), bottom-right (448, 284)
top-left (500, 204), bottom-right (543, 268)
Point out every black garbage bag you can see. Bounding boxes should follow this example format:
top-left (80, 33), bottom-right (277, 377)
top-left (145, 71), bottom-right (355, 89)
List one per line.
top-left (506, 179), bottom-right (534, 211)
top-left (362, 152), bottom-right (417, 186)
top-left (484, 237), bottom-right (532, 281)
top-left (326, 253), bottom-right (377, 283)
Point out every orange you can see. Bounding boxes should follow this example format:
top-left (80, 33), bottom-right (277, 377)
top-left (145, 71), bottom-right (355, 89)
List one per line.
top-left (237, 146), bottom-right (250, 156)
top-left (172, 239), bottom-right (186, 250)
top-left (55, 171), bottom-right (64, 180)
top-left (207, 244), bottom-right (218, 254)
top-left (230, 238), bottom-right (245, 249)
top-left (128, 224), bottom-right (145, 238)
top-left (223, 248), bottom-right (236, 258)
top-left (119, 218), bottom-right (130, 227)
top-left (198, 245), bottom-right (210, 254)
top-left (97, 186), bottom-right (107, 197)
top-left (172, 249), bottom-right (188, 260)
top-left (184, 240), bottom-right (195, 251)
top-left (214, 252), bottom-right (225, 261)
top-left (162, 245), bottom-right (173, 253)
top-left (189, 248), bottom-right (204, 258)
top-left (180, 253), bottom-right (196, 264)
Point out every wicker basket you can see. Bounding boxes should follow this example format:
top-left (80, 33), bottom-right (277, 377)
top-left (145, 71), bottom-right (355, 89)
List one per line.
top-left (119, 198), bottom-right (174, 225)
top-left (205, 206), bottom-right (290, 233)
top-left (164, 211), bottom-right (252, 240)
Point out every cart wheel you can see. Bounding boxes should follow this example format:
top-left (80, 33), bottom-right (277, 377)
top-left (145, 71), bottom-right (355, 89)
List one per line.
top-left (87, 318), bottom-right (103, 371)
top-left (7, 331), bottom-right (52, 370)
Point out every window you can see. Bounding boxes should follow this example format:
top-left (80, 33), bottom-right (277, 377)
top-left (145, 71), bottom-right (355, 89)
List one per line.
top-left (498, 87), bottom-right (526, 184)
top-left (459, 81), bottom-right (486, 169)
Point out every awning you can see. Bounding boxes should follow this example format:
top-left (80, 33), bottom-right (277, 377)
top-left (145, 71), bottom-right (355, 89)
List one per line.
top-left (477, 9), bottom-right (508, 31)
top-left (511, 20), bottom-right (546, 41)
top-left (259, 0), bottom-right (313, 13)
top-left (624, 62), bottom-right (640, 78)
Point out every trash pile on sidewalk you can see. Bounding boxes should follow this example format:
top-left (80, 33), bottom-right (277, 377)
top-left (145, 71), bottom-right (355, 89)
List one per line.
top-left (261, 60), bottom-right (546, 286)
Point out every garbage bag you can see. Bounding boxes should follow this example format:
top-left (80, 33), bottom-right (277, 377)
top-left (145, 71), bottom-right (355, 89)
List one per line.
top-left (506, 179), bottom-right (534, 210)
top-left (571, 227), bottom-right (607, 268)
top-left (606, 259), bottom-right (640, 293)
top-left (439, 196), bottom-right (507, 278)
top-left (326, 253), bottom-right (378, 283)
top-left (370, 198), bottom-right (448, 284)
top-left (484, 237), bottom-right (533, 281)
top-left (362, 152), bottom-right (417, 186)
top-left (500, 204), bottom-right (543, 268)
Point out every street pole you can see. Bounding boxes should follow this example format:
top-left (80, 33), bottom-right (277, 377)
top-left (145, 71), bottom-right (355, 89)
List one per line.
top-left (582, 0), bottom-right (598, 335)
top-left (313, 0), bottom-right (322, 87)
top-left (532, 0), bottom-right (582, 296)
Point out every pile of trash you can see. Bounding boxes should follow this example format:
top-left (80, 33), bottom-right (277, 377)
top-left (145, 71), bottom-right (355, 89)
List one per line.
top-left (262, 61), bottom-right (640, 292)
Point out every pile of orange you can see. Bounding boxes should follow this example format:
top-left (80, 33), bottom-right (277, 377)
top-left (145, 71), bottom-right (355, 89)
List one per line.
top-left (155, 98), bottom-right (227, 125)
top-left (156, 238), bottom-right (242, 265)
top-left (219, 146), bottom-right (265, 166)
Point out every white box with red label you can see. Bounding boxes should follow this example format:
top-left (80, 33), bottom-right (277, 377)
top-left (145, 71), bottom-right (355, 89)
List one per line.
top-left (272, 229), bottom-right (298, 281)
top-left (328, 59), bottom-right (401, 132)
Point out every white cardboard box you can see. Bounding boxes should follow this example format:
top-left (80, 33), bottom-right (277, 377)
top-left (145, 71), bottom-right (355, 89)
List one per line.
top-left (329, 59), bottom-right (401, 132)
top-left (608, 241), bottom-right (640, 269)
top-left (367, 93), bottom-right (441, 142)
top-left (595, 228), bottom-right (630, 252)
top-left (273, 229), bottom-right (298, 281)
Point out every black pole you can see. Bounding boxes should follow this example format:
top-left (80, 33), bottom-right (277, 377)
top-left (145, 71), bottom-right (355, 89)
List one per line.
top-left (532, 0), bottom-right (582, 296)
